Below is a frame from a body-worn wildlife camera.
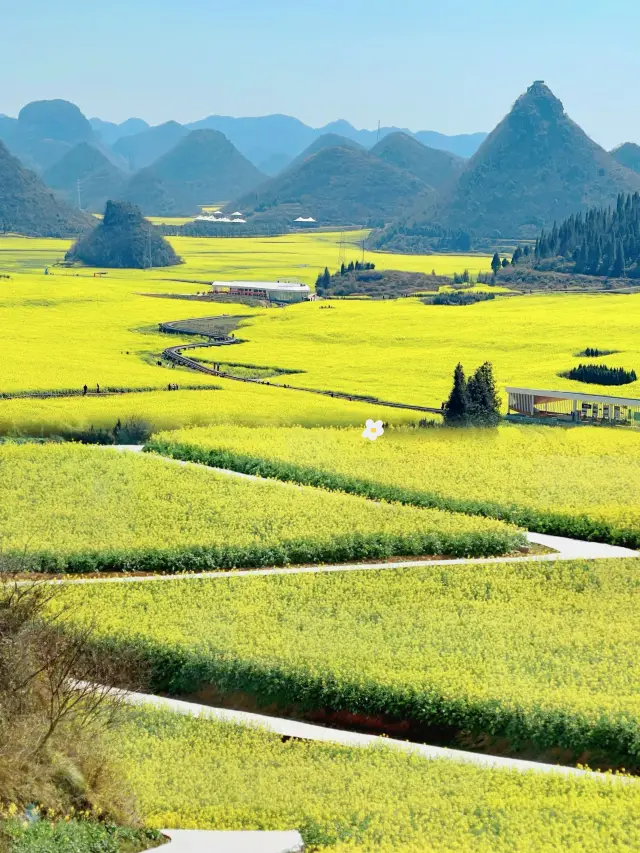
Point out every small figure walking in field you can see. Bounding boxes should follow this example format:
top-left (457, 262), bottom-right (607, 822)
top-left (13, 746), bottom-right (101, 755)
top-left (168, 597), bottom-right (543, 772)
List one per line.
top-left (82, 384), bottom-right (88, 396)
top-left (96, 383), bottom-right (100, 394)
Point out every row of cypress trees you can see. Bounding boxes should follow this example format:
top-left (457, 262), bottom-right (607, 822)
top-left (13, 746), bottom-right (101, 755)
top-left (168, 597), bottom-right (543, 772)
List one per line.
top-left (444, 362), bottom-right (501, 426)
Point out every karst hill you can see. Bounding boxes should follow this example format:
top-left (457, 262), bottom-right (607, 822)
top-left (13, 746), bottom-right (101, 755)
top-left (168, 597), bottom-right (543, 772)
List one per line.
top-left (384, 81), bottom-right (640, 242)
top-left (65, 200), bottom-right (182, 268)
top-left (120, 129), bottom-right (266, 216)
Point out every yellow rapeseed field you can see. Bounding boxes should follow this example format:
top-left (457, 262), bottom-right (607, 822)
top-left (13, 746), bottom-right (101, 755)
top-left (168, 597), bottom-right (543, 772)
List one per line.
top-left (0, 382), bottom-right (422, 436)
top-left (115, 708), bottom-right (640, 852)
top-left (0, 232), bottom-right (491, 404)
top-left (191, 293), bottom-right (640, 406)
top-left (149, 422), bottom-right (640, 546)
top-left (64, 557), bottom-right (640, 763)
top-left (0, 443), bottom-right (522, 571)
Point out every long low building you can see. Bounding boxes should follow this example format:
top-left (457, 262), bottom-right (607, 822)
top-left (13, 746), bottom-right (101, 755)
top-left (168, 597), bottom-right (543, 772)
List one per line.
top-left (506, 386), bottom-right (640, 425)
top-left (210, 280), bottom-right (311, 304)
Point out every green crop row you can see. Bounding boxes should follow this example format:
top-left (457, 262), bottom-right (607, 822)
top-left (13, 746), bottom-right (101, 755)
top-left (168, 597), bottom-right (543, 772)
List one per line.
top-left (59, 558), bottom-right (640, 767)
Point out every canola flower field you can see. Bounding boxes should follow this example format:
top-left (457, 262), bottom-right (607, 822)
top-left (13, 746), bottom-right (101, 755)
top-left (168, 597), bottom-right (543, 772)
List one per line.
top-left (190, 292), bottom-right (640, 406)
top-left (3, 232), bottom-right (640, 425)
top-left (64, 557), bottom-right (640, 767)
top-left (114, 707), bottom-right (640, 852)
top-left (0, 380), bottom-right (422, 437)
top-left (0, 232), bottom-right (491, 427)
top-left (0, 443), bottom-right (522, 572)
top-left (149, 422), bottom-right (640, 547)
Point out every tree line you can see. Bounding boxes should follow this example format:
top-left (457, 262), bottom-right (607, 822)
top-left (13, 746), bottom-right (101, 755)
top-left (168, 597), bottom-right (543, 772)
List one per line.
top-left (532, 192), bottom-right (640, 278)
top-left (315, 260), bottom-right (376, 292)
top-left (567, 364), bottom-right (637, 386)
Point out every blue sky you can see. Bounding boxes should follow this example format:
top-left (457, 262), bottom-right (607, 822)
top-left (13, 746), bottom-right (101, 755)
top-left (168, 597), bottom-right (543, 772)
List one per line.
top-left (3, 0), bottom-right (639, 147)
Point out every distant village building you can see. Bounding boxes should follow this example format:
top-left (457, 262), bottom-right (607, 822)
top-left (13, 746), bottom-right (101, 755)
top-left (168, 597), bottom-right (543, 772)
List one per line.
top-left (294, 216), bottom-right (317, 227)
top-left (210, 280), bottom-right (311, 304)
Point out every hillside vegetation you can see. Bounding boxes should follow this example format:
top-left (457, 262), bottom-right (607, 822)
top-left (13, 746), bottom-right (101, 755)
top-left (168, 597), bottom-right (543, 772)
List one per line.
top-left (371, 131), bottom-right (463, 188)
top-left (231, 144), bottom-right (432, 227)
top-left (0, 139), bottom-right (94, 237)
top-left (533, 191), bottom-right (640, 278)
top-left (611, 142), bottom-right (640, 174)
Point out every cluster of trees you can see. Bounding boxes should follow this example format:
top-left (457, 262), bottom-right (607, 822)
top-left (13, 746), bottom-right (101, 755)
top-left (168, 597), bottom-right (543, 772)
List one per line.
top-left (315, 260), bottom-right (376, 291)
top-left (533, 192), bottom-right (640, 278)
top-left (369, 222), bottom-right (472, 254)
top-left (580, 347), bottom-right (615, 357)
top-left (432, 291), bottom-right (495, 306)
top-left (444, 362), bottom-right (501, 426)
top-left (567, 363), bottom-right (637, 386)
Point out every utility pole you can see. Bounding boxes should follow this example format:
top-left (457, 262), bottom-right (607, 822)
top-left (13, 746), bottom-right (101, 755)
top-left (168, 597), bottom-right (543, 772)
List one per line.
top-left (76, 178), bottom-right (82, 210)
top-left (338, 230), bottom-right (346, 267)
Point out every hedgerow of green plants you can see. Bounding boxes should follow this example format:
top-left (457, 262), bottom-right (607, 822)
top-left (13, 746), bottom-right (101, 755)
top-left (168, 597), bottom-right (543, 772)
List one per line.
top-left (59, 558), bottom-right (640, 766)
top-left (113, 707), bottom-right (640, 852)
top-left (0, 815), bottom-right (163, 853)
top-left (0, 443), bottom-right (523, 574)
top-left (147, 422), bottom-right (640, 547)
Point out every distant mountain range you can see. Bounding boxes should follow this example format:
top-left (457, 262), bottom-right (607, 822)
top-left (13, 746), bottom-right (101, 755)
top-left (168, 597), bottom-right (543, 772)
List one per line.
top-left (2, 90), bottom-right (640, 242)
top-left (43, 142), bottom-right (127, 212)
top-left (611, 142), bottom-right (640, 175)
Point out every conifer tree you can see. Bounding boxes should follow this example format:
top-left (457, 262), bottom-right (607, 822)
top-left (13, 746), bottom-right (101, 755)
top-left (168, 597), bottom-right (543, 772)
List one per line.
top-left (611, 239), bottom-right (626, 278)
top-left (467, 362), bottom-right (501, 426)
top-left (491, 252), bottom-right (501, 276)
top-left (444, 363), bottom-right (469, 426)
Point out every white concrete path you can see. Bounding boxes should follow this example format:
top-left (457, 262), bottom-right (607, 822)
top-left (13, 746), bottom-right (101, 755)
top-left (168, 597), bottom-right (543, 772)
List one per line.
top-left (160, 830), bottom-right (303, 852)
top-left (120, 688), bottom-right (629, 783)
top-left (57, 530), bottom-right (636, 587)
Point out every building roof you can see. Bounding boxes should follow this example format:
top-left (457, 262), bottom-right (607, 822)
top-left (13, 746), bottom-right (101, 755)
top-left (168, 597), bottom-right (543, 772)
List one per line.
top-left (506, 386), bottom-right (640, 407)
top-left (211, 280), bottom-right (310, 294)
top-left (294, 216), bottom-right (316, 222)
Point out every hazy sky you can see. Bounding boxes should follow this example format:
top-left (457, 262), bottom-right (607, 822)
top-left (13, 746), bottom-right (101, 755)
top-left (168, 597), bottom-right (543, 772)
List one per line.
top-left (3, 0), bottom-right (639, 148)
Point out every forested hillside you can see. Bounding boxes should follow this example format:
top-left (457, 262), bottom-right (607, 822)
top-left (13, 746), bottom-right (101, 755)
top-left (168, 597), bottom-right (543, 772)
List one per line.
top-left (534, 192), bottom-right (640, 278)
